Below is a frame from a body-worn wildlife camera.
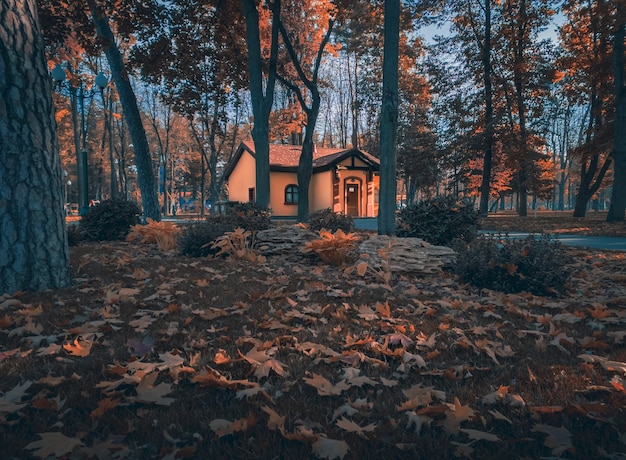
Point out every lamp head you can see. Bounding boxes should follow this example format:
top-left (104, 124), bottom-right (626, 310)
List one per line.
top-left (51, 64), bottom-right (66, 82)
top-left (95, 72), bottom-right (108, 89)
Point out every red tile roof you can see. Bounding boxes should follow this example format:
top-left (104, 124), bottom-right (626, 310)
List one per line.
top-left (240, 140), bottom-right (379, 169)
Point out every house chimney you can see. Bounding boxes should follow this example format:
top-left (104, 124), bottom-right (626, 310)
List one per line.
top-left (291, 131), bottom-right (303, 146)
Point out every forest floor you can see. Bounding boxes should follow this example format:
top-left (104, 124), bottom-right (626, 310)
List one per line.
top-left (1, 213), bottom-right (626, 459)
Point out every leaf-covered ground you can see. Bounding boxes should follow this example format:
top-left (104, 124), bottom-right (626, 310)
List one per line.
top-left (2, 220), bottom-right (626, 459)
top-left (481, 211), bottom-right (626, 237)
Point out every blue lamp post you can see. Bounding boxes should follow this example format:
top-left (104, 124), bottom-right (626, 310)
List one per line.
top-left (52, 64), bottom-right (96, 216)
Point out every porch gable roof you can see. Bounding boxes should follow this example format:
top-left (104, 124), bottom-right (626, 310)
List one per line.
top-left (223, 140), bottom-right (379, 180)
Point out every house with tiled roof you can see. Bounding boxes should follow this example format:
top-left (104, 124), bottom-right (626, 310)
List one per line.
top-left (223, 140), bottom-right (380, 218)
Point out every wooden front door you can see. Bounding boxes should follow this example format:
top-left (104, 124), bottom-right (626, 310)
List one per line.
top-left (346, 183), bottom-right (359, 216)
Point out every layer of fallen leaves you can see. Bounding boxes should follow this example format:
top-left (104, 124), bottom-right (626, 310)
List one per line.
top-left (1, 237), bottom-right (626, 459)
top-left (481, 211), bottom-right (626, 237)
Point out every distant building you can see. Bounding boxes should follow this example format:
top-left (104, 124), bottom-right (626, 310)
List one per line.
top-left (223, 140), bottom-right (380, 218)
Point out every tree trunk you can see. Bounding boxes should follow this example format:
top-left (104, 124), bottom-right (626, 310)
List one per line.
top-left (378, 0), bottom-right (400, 235)
top-left (573, 153), bottom-right (611, 217)
top-left (479, 0), bottom-right (494, 217)
top-left (0, 0), bottom-right (70, 294)
top-left (608, 20), bottom-right (626, 222)
top-left (242, 0), bottom-right (280, 209)
top-left (86, 0), bottom-right (161, 221)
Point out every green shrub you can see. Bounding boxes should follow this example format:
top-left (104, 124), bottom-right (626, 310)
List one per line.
top-left (178, 218), bottom-right (238, 257)
top-left (396, 196), bottom-right (479, 246)
top-left (306, 208), bottom-right (354, 233)
top-left (225, 202), bottom-right (272, 232)
top-left (179, 203), bottom-right (272, 257)
top-left (79, 199), bottom-right (141, 241)
top-left (452, 233), bottom-right (573, 296)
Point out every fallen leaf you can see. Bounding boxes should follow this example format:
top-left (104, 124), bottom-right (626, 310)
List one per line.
top-left (134, 372), bottom-right (175, 406)
top-left (261, 405), bottom-right (285, 430)
top-left (532, 424), bottom-right (573, 456)
top-left (441, 397), bottom-right (476, 434)
top-left (311, 436), bottom-right (349, 460)
top-left (25, 432), bottom-right (84, 458)
top-left (303, 373), bottom-right (350, 396)
top-left (460, 428), bottom-right (501, 442)
top-left (335, 416), bottom-right (377, 437)
top-left (0, 381), bottom-right (32, 413)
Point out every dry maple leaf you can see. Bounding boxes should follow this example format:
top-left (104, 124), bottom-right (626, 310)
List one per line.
top-left (406, 411), bottom-right (433, 434)
top-left (311, 436), bottom-right (349, 460)
top-left (134, 372), bottom-right (175, 406)
top-left (481, 385), bottom-right (509, 404)
top-left (62, 334), bottom-right (96, 357)
top-left (191, 368), bottom-right (258, 390)
top-left (0, 381), bottom-right (32, 413)
top-left (335, 416), bottom-right (377, 438)
top-left (261, 405), bottom-right (286, 431)
top-left (441, 397), bottom-right (476, 434)
top-left (460, 428), bottom-right (501, 442)
top-left (209, 414), bottom-right (256, 438)
top-left (25, 432), bottom-right (84, 459)
top-left (90, 397), bottom-right (121, 419)
top-left (303, 373), bottom-right (350, 396)
top-left (532, 424), bottom-right (573, 456)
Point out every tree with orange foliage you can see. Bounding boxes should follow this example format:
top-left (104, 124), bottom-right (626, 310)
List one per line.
top-left (558, 0), bottom-right (616, 218)
top-left (275, 0), bottom-right (335, 220)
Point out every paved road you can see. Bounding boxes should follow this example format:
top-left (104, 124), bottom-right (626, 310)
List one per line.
top-left (354, 219), bottom-right (626, 251)
top-left (481, 231), bottom-right (626, 251)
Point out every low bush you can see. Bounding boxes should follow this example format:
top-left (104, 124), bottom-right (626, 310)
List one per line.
top-left (66, 224), bottom-right (83, 246)
top-left (452, 233), bottom-right (573, 296)
top-left (396, 196), bottom-right (479, 246)
top-left (306, 208), bottom-right (354, 233)
top-left (79, 199), bottom-right (141, 241)
top-left (225, 202), bottom-right (272, 232)
top-left (178, 218), bottom-right (236, 257)
top-left (179, 203), bottom-right (272, 257)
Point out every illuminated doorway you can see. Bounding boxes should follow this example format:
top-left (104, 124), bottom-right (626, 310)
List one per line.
top-left (346, 182), bottom-right (359, 216)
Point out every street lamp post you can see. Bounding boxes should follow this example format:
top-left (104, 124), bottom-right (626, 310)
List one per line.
top-left (95, 72), bottom-right (119, 200)
top-left (52, 63), bottom-right (91, 215)
top-left (62, 170), bottom-right (68, 213)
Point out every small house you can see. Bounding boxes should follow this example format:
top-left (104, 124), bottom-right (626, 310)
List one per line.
top-left (223, 140), bottom-right (380, 218)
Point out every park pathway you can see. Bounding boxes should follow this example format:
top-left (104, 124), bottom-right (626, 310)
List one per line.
top-left (353, 219), bottom-right (626, 252)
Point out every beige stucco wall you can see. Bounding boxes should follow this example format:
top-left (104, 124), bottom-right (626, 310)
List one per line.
top-left (311, 171), bottom-right (333, 213)
top-left (227, 151), bottom-right (256, 203)
top-left (270, 171), bottom-right (299, 216)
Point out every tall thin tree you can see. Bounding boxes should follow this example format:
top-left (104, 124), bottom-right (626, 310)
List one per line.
top-left (86, 0), bottom-right (161, 221)
top-left (608, 14), bottom-right (626, 222)
top-left (277, 11), bottom-right (335, 221)
top-left (378, 0), bottom-right (400, 235)
top-left (479, 0), bottom-right (494, 217)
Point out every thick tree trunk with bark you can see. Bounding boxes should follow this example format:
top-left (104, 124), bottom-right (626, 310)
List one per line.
top-left (86, 0), bottom-right (160, 221)
top-left (378, 0), bottom-right (400, 235)
top-left (0, 0), bottom-right (70, 294)
top-left (608, 20), bottom-right (626, 222)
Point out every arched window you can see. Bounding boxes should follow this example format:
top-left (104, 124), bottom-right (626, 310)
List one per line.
top-left (285, 184), bottom-right (298, 204)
